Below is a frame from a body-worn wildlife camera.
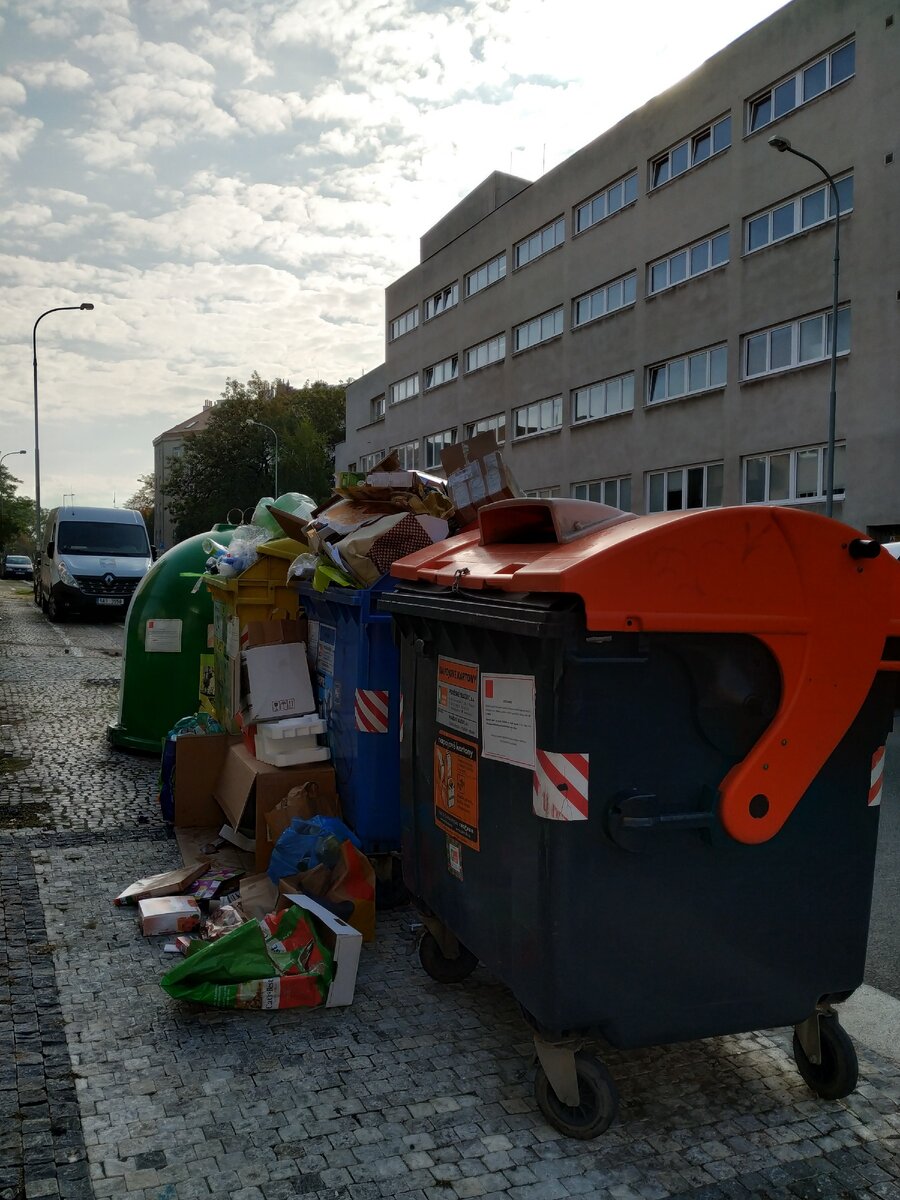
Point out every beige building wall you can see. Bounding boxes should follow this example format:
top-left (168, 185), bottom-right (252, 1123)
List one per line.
top-left (339, 0), bottom-right (900, 535)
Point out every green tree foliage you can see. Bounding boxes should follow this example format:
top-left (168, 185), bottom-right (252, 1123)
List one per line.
top-left (166, 373), bottom-right (346, 540)
top-left (124, 473), bottom-right (155, 541)
top-left (0, 464), bottom-right (40, 554)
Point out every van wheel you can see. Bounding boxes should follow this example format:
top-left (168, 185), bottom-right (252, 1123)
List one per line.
top-left (47, 593), bottom-right (65, 623)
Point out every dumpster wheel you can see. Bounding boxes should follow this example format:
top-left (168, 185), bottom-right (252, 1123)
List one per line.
top-left (792, 1012), bottom-right (858, 1101)
top-left (418, 931), bottom-right (478, 984)
top-left (534, 1051), bottom-right (618, 1140)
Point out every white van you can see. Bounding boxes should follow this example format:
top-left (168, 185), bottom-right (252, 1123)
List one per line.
top-left (38, 506), bottom-right (152, 622)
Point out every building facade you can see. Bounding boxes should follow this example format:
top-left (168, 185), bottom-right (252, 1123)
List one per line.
top-left (338, 0), bottom-right (900, 536)
top-left (152, 400), bottom-right (216, 551)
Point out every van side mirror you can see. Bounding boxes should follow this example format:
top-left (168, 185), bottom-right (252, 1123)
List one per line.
top-left (46, 542), bottom-right (54, 559)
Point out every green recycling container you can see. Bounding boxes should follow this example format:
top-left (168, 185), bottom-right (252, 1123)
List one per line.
top-left (107, 525), bottom-right (235, 753)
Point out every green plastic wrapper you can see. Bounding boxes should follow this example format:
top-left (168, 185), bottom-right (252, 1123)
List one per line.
top-left (161, 904), bottom-right (333, 1010)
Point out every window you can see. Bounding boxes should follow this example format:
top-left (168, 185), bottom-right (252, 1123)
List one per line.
top-left (513, 396), bottom-right (563, 440)
top-left (648, 230), bottom-right (729, 294)
top-left (647, 344), bottom-right (727, 405)
top-left (465, 412), bottom-right (506, 444)
top-left (742, 305), bottom-right (850, 379)
top-left (748, 40), bottom-right (855, 133)
top-left (575, 171), bottom-right (638, 234)
top-left (651, 115), bottom-right (731, 189)
top-left (424, 281), bottom-right (459, 321)
top-left (370, 395), bottom-right (385, 421)
top-left (464, 333), bottom-right (506, 373)
top-left (573, 476), bottom-right (632, 511)
top-left (524, 487), bottom-right (560, 499)
top-left (424, 428), bottom-right (457, 470)
top-left (465, 252), bottom-right (506, 297)
top-left (359, 449), bottom-right (385, 473)
top-left (745, 174), bottom-right (853, 253)
top-left (743, 443), bottom-right (846, 503)
top-left (573, 273), bottom-right (637, 327)
top-left (647, 462), bottom-right (724, 513)
top-left (424, 355), bottom-right (459, 390)
top-left (514, 217), bottom-right (565, 269)
top-left (513, 306), bottom-right (564, 352)
top-left (572, 373), bottom-right (635, 425)
top-left (389, 373), bottom-right (419, 405)
top-left (390, 440), bottom-right (420, 470)
top-left (389, 306), bottom-right (419, 341)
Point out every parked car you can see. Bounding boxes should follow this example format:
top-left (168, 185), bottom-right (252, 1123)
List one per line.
top-left (37, 506), bottom-right (152, 621)
top-left (2, 554), bottom-right (34, 580)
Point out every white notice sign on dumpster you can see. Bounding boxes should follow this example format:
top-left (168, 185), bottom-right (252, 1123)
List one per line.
top-left (481, 673), bottom-right (536, 769)
top-left (145, 618), bottom-right (182, 654)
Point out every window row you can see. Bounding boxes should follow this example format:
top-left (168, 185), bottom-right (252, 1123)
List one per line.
top-left (746, 173), bottom-right (853, 253)
top-left (386, 303), bottom-right (851, 420)
top-left (651, 115), bottom-right (732, 189)
top-left (748, 40), bottom-right (855, 133)
top-left (573, 442), bottom-right (846, 515)
top-left (375, 439), bottom-right (846, 510)
top-left (648, 231), bottom-right (728, 294)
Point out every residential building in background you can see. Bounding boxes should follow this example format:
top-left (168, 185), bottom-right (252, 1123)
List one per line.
top-left (152, 400), bottom-right (216, 550)
top-left (338, 0), bottom-right (900, 537)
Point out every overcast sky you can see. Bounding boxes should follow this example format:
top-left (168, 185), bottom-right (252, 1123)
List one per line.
top-left (0, 0), bottom-right (787, 509)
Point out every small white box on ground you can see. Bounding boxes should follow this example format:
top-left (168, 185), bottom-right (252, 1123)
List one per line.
top-left (138, 896), bottom-right (201, 935)
top-left (284, 893), bottom-right (362, 1007)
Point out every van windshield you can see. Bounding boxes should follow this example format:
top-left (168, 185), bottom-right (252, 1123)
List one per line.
top-left (57, 522), bottom-right (149, 557)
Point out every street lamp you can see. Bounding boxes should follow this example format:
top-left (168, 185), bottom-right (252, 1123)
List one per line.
top-left (245, 419), bottom-right (279, 497)
top-left (32, 303), bottom-right (94, 545)
top-left (0, 449), bottom-right (27, 550)
top-left (768, 135), bottom-right (842, 518)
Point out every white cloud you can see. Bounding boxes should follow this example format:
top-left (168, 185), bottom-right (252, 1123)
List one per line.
top-left (0, 75), bottom-right (27, 106)
top-left (12, 60), bottom-right (92, 90)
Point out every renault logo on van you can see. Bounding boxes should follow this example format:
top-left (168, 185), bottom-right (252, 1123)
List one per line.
top-left (103, 573), bottom-right (115, 588)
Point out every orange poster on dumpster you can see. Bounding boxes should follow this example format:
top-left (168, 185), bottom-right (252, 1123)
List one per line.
top-left (434, 731), bottom-right (479, 850)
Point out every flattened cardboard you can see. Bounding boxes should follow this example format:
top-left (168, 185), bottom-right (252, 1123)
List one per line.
top-left (172, 734), bottom-right (236, 827)
top-left (284, 894), bottom-right (363, 1008)
top-left (264, 785), bottom-right (342, 844)
top-left (213, 743), bottom-right (339, 870)
top-left (441, 431), bottom-right (522, 525)
top-left (241, 642), bottom-right (316, 723)
top-left (238, 872), bottom-right (279, 918)
top-left (174, 827), bottom-right (254, 873)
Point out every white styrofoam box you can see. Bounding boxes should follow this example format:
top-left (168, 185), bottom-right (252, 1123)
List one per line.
top-left (258, 715), bottom-right (327, 742)
top-left (284, 893), bottom-right (362, 1007)
top-left (253, 744), bottom-right (332, 768)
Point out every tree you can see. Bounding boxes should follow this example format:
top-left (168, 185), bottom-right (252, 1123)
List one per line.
top-left (0, 465), bottom-right (40, 555)
top-left (166, 373), bottom-right (347, 540)
top-left (124, 473), bottom-right (155, 541)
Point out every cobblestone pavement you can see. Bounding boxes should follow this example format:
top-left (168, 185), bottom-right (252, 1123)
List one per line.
top-left (1, 580), bottom-right (900, 1200)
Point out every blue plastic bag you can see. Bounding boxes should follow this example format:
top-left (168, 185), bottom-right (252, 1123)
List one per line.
top-left (267, 816), bottom-right (362, 884)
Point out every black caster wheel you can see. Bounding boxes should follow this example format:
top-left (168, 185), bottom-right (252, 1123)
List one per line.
top-left (792, 1012), bottom-right (858, 1101)
top-left (534, 1051), bottom-right (618, 1140)
top-left (418, 931), bottom-right (477, 984)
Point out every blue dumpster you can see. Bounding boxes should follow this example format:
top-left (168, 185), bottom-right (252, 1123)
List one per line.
top-left (297, 580), bottom-right (400, 854)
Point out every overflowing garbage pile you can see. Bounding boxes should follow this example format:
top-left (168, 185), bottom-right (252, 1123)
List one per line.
top-left (285, 431), bottom-right (521, 591)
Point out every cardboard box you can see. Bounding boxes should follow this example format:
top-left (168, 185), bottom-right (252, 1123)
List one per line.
top-left (213, 743), bottom-right (339, 870)
top-left (441, 431), bottom-right (523, 525)
top-left (264, 783), bottom-right (342, 845)
top-left (240, 617), bottom-right (307, 651)
top-left (283, 894), bottom-right (363, 1007)
top-left (240, 642), bottom-right (316, 723)
top-left (138, 896), bottom-right (201, 935)
top-left (168, 733), bottom-right (252, 872)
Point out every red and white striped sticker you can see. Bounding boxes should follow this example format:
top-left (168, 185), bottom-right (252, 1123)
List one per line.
top-left (355, 689), bottom-right (389, 734)
top-left (868, 745), bottom-right (886, 806)
top-left (533, 750), bottom-right (590, 821)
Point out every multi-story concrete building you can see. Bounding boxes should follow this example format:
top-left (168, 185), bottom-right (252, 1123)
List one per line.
top-left (152, 400), bottom-right (216, 550)
top-left (338, 0), bottom-right (900, 537)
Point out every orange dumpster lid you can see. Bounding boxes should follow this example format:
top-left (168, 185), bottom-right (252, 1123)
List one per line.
top-left (392, 499), bottom-right (900, 845)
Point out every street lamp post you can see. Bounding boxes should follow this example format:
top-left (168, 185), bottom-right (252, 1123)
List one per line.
top-left (245, 419), bottom-right (280, 497)
top-left (768, 136), bottom-right (842, 518)
top-left (0, 449), bottom-right (27, 550)
top-left (32, 304), bottom-right (95, 546)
